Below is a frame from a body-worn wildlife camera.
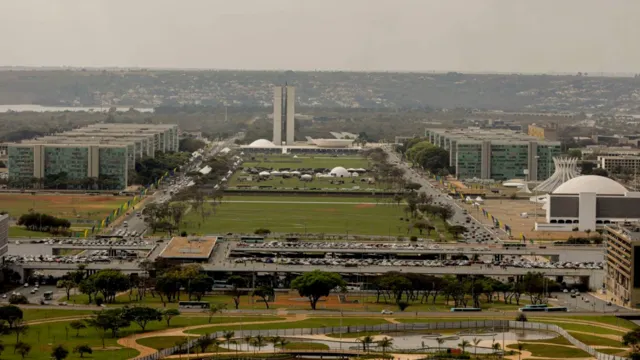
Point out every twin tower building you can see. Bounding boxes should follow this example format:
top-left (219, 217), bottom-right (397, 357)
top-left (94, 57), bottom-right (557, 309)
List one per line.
top-left (273, 85), bottom-right (295, 145)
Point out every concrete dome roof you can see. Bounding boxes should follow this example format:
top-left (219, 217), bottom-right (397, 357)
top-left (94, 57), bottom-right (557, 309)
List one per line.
top-left (249, 139), bottom-right (276, 147)
top-left (330, 166), bottom-right (351, 177)
top-left (552, 175), bottom-right (627, 195)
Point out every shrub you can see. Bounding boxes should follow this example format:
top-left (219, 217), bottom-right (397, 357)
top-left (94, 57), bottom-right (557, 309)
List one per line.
top-left (410, 236), bottom-right (418, 242)
top-left (9, 294), bottom-right (28, 304)
top-left (515, 313), bottom-right (528, 322)
top-left (254, 228), bottom-right (271, 235)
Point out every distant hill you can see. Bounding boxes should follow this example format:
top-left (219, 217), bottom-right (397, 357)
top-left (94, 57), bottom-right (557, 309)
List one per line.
top-left (1, 69), bottom-right (639, 113)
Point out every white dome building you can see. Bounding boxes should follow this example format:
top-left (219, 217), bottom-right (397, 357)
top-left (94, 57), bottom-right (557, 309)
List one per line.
top-left (329, 166), bottom-right (351, 178)
top-left (552, 175), bottom-right (628, 195)
top-left (542, 175), bottom-right (640, 232)
top-left (249, 139), bottom-right (276, 147)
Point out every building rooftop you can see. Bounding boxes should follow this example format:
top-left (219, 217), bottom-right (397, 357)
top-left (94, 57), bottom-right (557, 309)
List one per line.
top-left (606, 222), bottom-right (640, 241)
top-left (426, 128), bottom-right (560, 145)
top-left (158, 236), bottom-right (217, 260)
top-left (552, 175), bottom-right (628, 195)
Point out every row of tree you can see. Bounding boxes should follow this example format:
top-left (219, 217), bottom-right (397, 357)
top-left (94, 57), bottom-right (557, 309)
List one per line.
top-left (16, 211), bottom-right (71, 233)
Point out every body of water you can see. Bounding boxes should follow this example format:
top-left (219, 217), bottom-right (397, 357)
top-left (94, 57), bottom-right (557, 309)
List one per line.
top-left (0, 104), bottom-right (154, 113)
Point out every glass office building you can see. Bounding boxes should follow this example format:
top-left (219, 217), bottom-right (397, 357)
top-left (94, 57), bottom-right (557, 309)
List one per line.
top-left (425, 128), bottom-right (561, 181)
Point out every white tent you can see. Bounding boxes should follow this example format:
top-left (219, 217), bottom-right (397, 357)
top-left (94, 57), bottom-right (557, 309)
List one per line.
top-left (356, 168), bottom-right (367, 173)
top-left (270, 170), bottom-right (282, 176)
top-left (259, 171), bottom-right (270, 177)
top-left (291, 171), bottom-right (302, 176)
top-left (346, 168), bottom-right (356, 172)
top-left (281, 170), bottom-right (290, 175)
top-left (301, 174), bottom-right (313, 181)
top-left (351, 172), bottom-right (359, 177)
top-left (465, 196), bottom-right (473, 203)
top-left (475, 196), bottom-right (484, 203)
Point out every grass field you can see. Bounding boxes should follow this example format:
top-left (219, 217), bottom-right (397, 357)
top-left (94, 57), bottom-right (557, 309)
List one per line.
top-left (241, 155), bottom-right (369, 170)
top-left (0, 193), bottom-right (129, 220)
top-left (178, 195), bottom-right (446, 237)
top-left (136, 336), bottom-right (188, 351)
top-left (507, 343), bottom-right (591, 358)
top-left (23, 308), bottom-right (95, 321)
top-left (229, 172), bottom-right (382, 191)
top-left (567, 332), bottom-right (624, 347)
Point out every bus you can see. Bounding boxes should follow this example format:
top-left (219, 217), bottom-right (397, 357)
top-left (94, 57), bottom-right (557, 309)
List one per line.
top-left (523, 304), bottom-right (548, 309)
top-left (545, 307), bottom-right (568, 312)
top-left (43, 291), bottom-right (54, 301)
top-left (519, 307), bottom-right (546, 312)
top-left (178, 301), bottom-right (211, 309)
top-left (503, 243), bottom-right (527, 249)
top-left (450, 308), bottom-right (482, 312)
top-left (240, 236), bottom-right (265, 244)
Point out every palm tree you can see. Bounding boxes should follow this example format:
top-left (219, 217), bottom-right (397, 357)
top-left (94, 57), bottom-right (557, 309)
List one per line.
top-left (358, 335), bottom-right (375, 353)
top-left (436, 337), bottom-right (445, 353)
top-left (473, 337), bottom-right (482, 357)
top-left (492, 342), bottom-right (502, 359)
top-left (243, 335), bottom-right (253, 352)
top-left (516, 342), bottom-right (524, 360)
top-left (270, 336), bottom-right (282, 353)
top-left (458, 339), bottom-right (471, 354)
top-left (252, 335), bottom-right (267, 354)
top-left (223, 331), bottom-right (235, 352)
top-left (377, 337), bottom-right (394, 355)
top-left (278, 338), bottom-right (290, 351)
top-left (212, 338), bottom-right (221, 356)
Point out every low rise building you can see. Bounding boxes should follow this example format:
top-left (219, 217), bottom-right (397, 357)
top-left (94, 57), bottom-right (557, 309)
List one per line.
top-left (528, 123), bottom-right (558, 141)
top-left (597, 156), bottom-right (640, 173)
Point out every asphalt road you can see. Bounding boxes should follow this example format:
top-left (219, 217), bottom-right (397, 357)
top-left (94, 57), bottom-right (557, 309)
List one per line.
top-left (108, 137), bottom-right (239, 237)
top-left (384, 147), bottom-right (498, 243)
top-left (554, 291), bottom-right (625, 313)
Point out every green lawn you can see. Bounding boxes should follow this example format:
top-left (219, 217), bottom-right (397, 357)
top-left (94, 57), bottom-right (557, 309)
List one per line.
top-left (0, 193), bottom-right (130, 221)
top-left (597, 348), bottom-right (629, 355)
top-left (567, 332), bottom-right (624, 347)
top-left (534, 320), bottom-right (625, 335)
top-left (8, 227), bottom-right (51, 238)
top-left (283, 342), bottom-right (329, 350)
top-left (507, 344), bottom-right (591, 358)
top-left (176, 195), bottom-right (434, 236)
top-left (560, 316), bottom-right (638, 330)
top-left (186, 317), bottom-right (388, 335)
top-left (521, 335), bottom-right (572, 346)
top-left (241, 155), bottom-right (369, 170)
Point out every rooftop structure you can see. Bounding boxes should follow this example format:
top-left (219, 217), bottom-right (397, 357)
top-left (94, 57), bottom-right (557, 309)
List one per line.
top-left (424, 128), bottom-right (561, 181)
top-left (158, 236), bottom-right (217, 262)
top-left (533, 157), bottom-right (580, 193)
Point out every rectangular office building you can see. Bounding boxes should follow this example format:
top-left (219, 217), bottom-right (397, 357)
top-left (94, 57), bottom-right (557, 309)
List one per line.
top-left (8, 144), bottom-right (128, 189)
top-left (424, 128), bottom-right (561, 181)
top-left (0, 214), bottom-right (8, 258)
top-left (604, 223), bottom-right (640, 308)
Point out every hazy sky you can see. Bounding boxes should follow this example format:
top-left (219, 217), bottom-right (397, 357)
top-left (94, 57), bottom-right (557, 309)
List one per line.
top-left (1, 0), bottom-right (639, 73)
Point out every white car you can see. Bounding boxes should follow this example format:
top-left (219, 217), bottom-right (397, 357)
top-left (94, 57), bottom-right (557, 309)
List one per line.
top-left (381, 309), bottom-right (394, 315)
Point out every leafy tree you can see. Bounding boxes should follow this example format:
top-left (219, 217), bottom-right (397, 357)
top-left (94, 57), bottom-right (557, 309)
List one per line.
top-left (11, 319), bottom-right (29, 343)
top-left (447, 225), bottom-right (467, 240)
top-left (88, 269), bottom-right (130, 303)
top-left (0, 305), bottom-right (23, 328)
top-left (290, 270), bottom-right (346, 310)
top-left (8, 294), bottom-right (28, 305)
top-left (60, 280), bottom-right (75, 301)
top-left (163, 308), bottom-right (181, 327)
top-left (86, 308), bottom-right (130, 338)
top-left (14, 341), bottom-right (31, 359)
top-left (78, 279), bottom-right (98, 304)
top-left (252, 286), bottom-right (274, 309)
top-left (516, 313), bottom-right (528, 322)
top-left (227, 276), bottom-right (247, 310)
top-left (188, 274), bottom-right (214, 301)
top-left (73, 344), bottom-right (93, 358)
top-left (51, 345), bottom-right (69, 360)
top-left (122, 306), bottom-right (162, 331)
top-left (623, 328), bottom-right (640, 352)
top-left (207, 303), bottom-right (226, 323)
top-left (69, 320), bottom-right (86, 337)
top-left (458, 339), bottom-right (471, 353)
top-left (179, 138), bottom-right (206, 153)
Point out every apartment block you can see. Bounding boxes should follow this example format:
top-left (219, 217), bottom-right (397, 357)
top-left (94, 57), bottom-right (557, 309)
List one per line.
top-left (424, 128), bottom-right (561, 181)
top-left (604, 223), bottom-right (640, 308)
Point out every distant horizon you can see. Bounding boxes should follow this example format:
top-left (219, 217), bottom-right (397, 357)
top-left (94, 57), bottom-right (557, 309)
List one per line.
top-left (0, 66), bottom-right (636, 78)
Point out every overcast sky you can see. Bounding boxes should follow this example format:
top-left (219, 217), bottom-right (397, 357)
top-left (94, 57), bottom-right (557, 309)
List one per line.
top-left (1, 0), bottom-right (638, 74)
